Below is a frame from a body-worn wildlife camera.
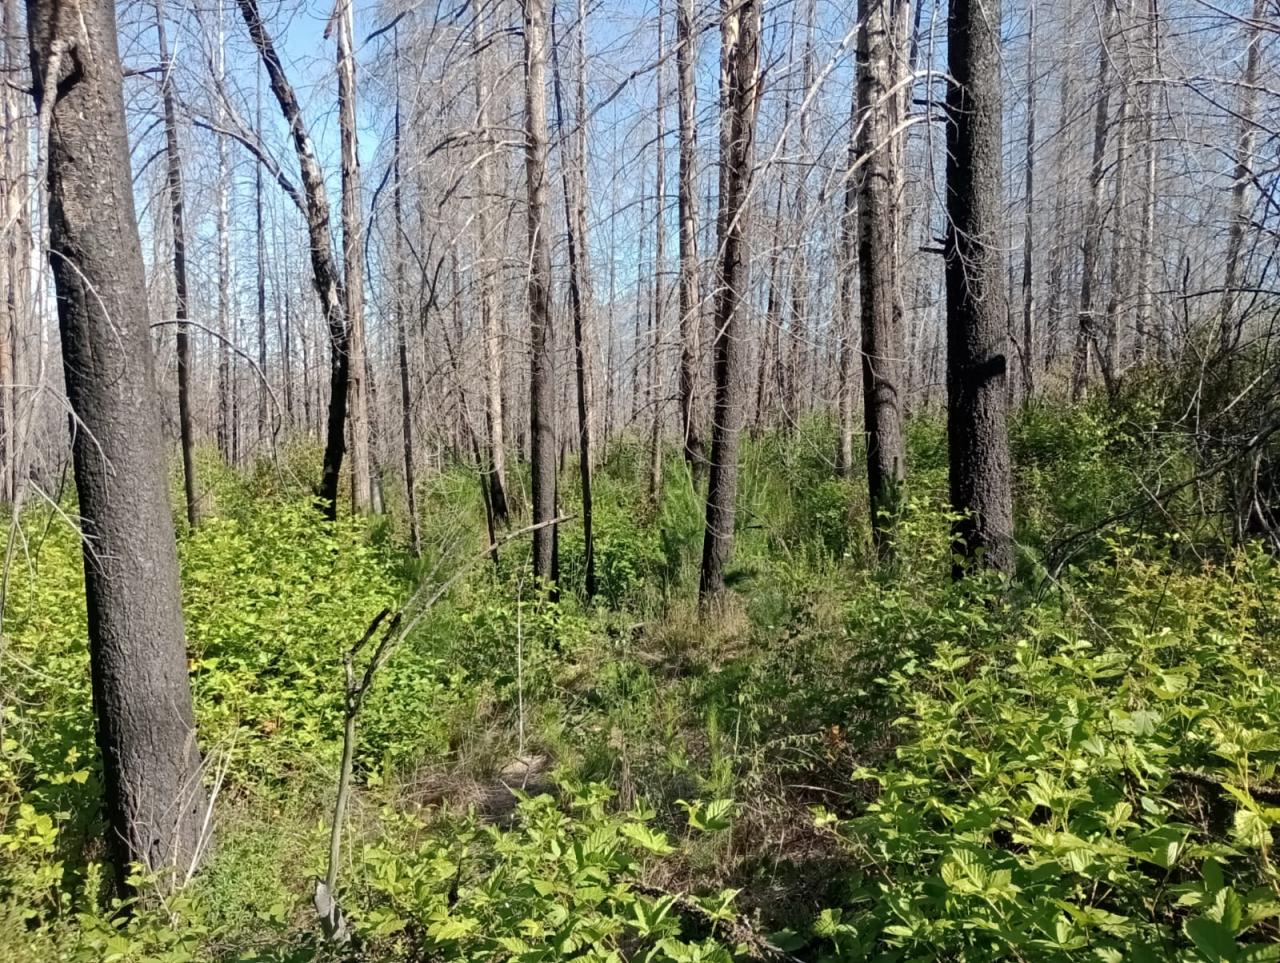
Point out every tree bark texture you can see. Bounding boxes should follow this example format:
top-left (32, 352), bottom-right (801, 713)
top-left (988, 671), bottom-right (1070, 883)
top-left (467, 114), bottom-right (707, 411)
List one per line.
top-left (237, 0), bottom-right (349, 519)
top-left (945, 0), bottom-right (1015, 576)
top-left (523, 0), bottom-right (559, 585)
top-left (699, 0), bottom-right (760, 601)
top-left (856, 0), bottom-right (907, 549)
top-left (28, 0), bottom-right (209, 883)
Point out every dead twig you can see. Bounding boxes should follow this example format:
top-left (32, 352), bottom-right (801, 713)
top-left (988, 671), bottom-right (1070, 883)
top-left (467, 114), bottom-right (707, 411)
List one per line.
top-left (317, 514), bottom-right (573, 941)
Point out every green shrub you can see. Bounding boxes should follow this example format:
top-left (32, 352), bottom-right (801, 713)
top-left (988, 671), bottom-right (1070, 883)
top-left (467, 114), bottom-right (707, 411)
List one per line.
top-left (353, 783), bottom-right (739, 962)
top-left (817, 545), bottom-right (1280, 961)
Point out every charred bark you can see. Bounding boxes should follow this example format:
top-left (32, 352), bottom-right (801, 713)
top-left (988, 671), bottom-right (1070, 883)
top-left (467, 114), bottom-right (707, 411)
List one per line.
top-left (28, 0), bottom-right (209, 884)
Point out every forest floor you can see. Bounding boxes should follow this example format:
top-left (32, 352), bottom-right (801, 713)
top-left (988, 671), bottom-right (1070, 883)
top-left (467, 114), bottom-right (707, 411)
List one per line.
top-left (4, 402), bottom-right (1280, 961)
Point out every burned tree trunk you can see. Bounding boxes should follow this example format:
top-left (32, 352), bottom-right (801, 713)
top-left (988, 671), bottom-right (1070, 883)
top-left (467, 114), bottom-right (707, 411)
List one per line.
top-left (649, 2), bottom-right (668, 502)
top-left (472, 0), bottom-right (511, 526)
top-left (237, 0), bottom-right (349, 519)
top-left (551, 0), bottom-right (596, 599)
top-left (699, 0), bottom-right (761, 601)
top-left (835, 98), bottom-right (859, 478)
top-left (391, 32), bottom-right (420, 556)
top-left (153, 0), bottom-right (197, 527)
top-left (1071, 0), bottom-right (1117, 401)
top-left (945, 0), bottom-right (1015, 576)
top-left (336, 0), bottom-right (371, 513)
top-left (676, 0), bottom-right (704, 481)
top-left (523, 0), bottom-right (560, 585)
top-left (28, 0), bottom-right (209, 884)
top-left (215, 8), bottom-right (232, 463)
top-left (856, 0), bottom-right (907, 550)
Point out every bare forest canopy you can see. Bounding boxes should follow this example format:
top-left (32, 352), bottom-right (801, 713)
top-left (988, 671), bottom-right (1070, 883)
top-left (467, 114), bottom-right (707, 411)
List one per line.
top-left (1, 0), bottom-right (1277, 497)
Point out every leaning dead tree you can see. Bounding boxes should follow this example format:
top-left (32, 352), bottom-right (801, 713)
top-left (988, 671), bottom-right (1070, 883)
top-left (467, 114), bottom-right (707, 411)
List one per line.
top-left (236, 0), bottom-right (350, 519)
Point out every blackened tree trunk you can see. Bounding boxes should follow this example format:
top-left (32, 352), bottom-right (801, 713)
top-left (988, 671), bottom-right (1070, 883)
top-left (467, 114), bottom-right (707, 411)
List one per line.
top-left (675, 0), bottom-right (703, 481)
top-left (1070, 0), bottom-right (1117, 401)
top-left (28, 0), bottom-right (209, 884)
top-left (523, 0), bottom-right (559, 585)
top-left (237, 0), bottom-right (349, 519)
top-left (551, 0), bottom-right (596, 599)
top-left (1019, 5), bottom-right (1036, 401)
top-left (649, 1), bottom-right (668, 502)
top-left (835, 97), bottom-right (858, 477)
top-left (699, 0), bottom-right (761, 601)
top-left (215, 6), bottom-right (232, 463)
top-left (856, 0), bottom-right (907, 550)
top-left (391, 31), bottom-right (420, 556)
top-left (945, 0), bottom-right (1015, 576)
top-left (472, 0), bottom-right (510, 526)
top-left (153, 0), bottom-right (197, 526)
top-left (336, 0), bottom-right (371, 513)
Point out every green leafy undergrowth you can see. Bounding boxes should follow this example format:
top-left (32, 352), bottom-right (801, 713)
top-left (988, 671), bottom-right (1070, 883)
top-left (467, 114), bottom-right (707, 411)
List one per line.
top-left (0, 490), bottom-right (410, 946)
top-left (351, 782), bottom-right (740, 962)
top-left (816, 544), bottom-right (1280, 961)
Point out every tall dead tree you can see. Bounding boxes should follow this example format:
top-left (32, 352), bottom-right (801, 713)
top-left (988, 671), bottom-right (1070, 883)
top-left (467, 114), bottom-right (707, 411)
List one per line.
top-left (472, 0), bottom-right (510, 526)
top-left (1, 0), bottom-right (28, 505)
top-left (28, 0), bottom-right (209, 884)
top-left (1134, 0), bottom-right (1159, 361)
top-left (699, 0), bottom-right (761, 601)
top-left (945, 0), bottom-right (1015, 576)
top-left (523, 0), bottom-right (559, 585)
top-left (1219, 0), bottom-right (1266, 353)
top-left (1103, 50), bottom-right (1132, 380)
top-left (335, 0), bottom-right (372, 513)
top-left (154, 0), bottom-right (198, 527)
top-left (649, 1), bottom-right (668, 501)
top-left (216, 7), bottom-right (232, 462)
top-left (675, 0), bottom-right (703, 480)
top-left (237, 0), bottom-right (349, 519)
top-left (1071, 0), bottom-right (1118, 401)
top-left (835, 96), bottom-right (859, 478)
top-left (786, 0), bottom-right (817, 426)
top-left (856, 0), bottom-right (908, 549)
top-left (391, 30), bottom-right (420, 556)
top-left (551, 0), bottom-right (596, 599)
top-left (255, 76), bottom-right (268, 449)
top-left (1019, 6), bottom-right (1036, 400)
